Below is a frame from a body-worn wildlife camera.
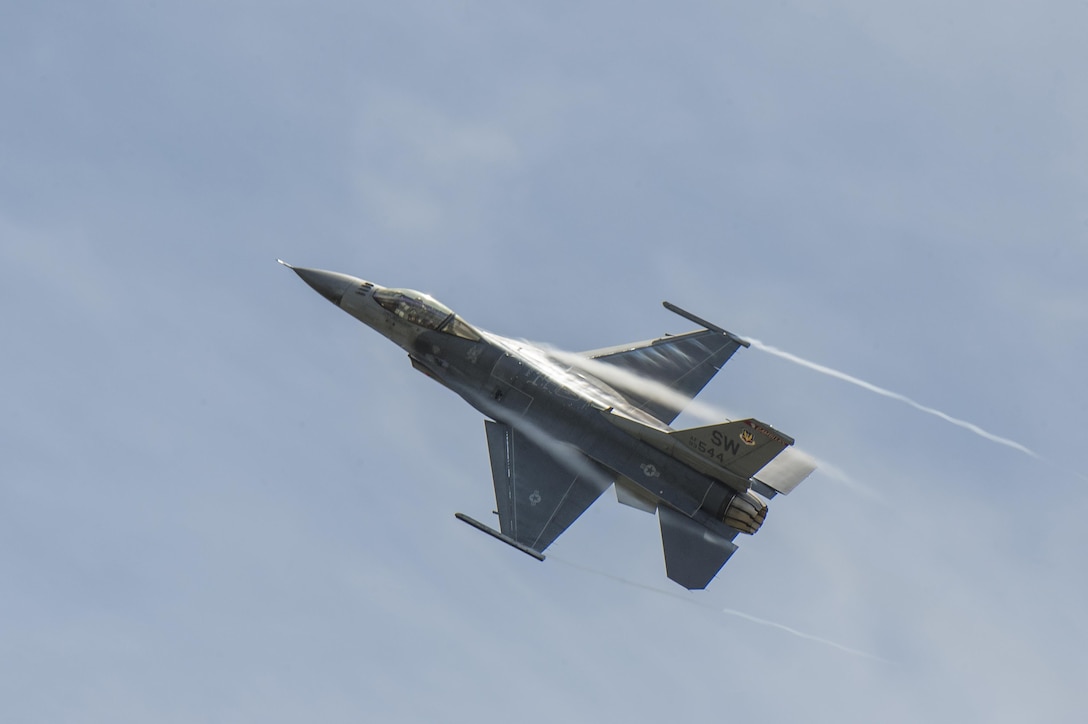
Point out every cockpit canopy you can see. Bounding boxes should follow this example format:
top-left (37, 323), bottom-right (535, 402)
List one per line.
top-left (373, 288), bottom-right (481, 341)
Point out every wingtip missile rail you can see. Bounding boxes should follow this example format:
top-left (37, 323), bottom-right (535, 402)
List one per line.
top-left (662, 301), bottom-right (751, 348)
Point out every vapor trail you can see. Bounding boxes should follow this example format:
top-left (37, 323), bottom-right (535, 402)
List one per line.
top-left (747, 338), bottom-right (1038, 459)
top-left (550, 554), bottom-right (888, 662)
top-left (718, 607), bottom-right (888, 662)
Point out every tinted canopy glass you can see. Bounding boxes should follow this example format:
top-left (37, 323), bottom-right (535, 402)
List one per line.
top-left (373, 289), bottom-right (481, 341)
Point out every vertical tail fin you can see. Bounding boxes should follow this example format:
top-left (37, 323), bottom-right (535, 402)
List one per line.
top-left (604, 410), bottom-right (816, 495)
top-left (672, 419), bottom-right (793, 480)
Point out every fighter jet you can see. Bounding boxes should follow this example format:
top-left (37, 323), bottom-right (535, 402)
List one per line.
top-left (281, 262), bottom-right (815, 589)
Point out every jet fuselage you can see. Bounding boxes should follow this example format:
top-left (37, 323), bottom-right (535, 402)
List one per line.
top-left (318, 268), bottom-right (747, 528)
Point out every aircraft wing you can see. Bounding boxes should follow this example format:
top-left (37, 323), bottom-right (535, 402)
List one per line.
top-left (584, 327), bottom-right (747, 425)
top-left (484, 420), bottom-right (612, 553)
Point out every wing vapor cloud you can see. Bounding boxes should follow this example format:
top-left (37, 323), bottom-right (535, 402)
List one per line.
top-left (534, 342), bottom-right (740, 424)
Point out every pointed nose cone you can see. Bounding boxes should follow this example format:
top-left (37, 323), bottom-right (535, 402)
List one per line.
top-left (279, 260), bottom-right (357, 306)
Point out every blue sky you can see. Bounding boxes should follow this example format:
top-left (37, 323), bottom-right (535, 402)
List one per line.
top-left (3, 2), bottom-right (1086, 721)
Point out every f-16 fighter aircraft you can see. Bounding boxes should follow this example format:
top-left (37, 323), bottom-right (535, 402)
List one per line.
top-left (281, 262), bottom-right (815, 589)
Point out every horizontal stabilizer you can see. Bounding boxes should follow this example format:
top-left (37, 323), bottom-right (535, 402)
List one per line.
top-left (659, 506), bottom-right (738, 590)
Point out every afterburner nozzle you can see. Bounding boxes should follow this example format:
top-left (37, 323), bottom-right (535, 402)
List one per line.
top-left (721, 491), bottom-right (768, 535)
